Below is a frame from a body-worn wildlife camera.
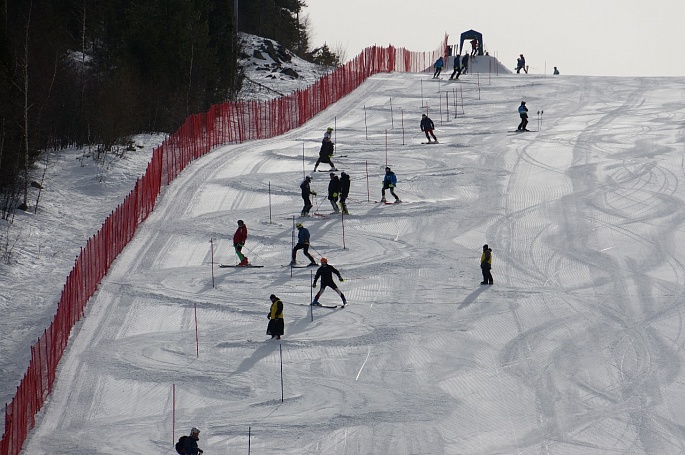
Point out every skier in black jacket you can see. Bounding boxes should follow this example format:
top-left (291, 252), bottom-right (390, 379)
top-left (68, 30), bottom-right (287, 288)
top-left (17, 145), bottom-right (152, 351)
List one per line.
top-left (300, 176), bottom-right (317, 216)
top-left (461, 54), bottom-right (469, 74)
top-left (449, 55), bottom-right (462, 80)
top-left (420, 114), bottom-right (438, 143)
top-left (327, 172), bottom-right (342, 213)
top-left (314, 136), bottom-right (337, 172)
top-left (312, 258), bottom-right (347, 307)
top-left (339, 171), bottom-right (350, 215)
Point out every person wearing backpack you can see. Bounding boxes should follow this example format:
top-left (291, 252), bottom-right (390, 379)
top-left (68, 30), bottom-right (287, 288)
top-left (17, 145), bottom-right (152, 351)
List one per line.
top-left (176, 427), bottom-right (203, 454)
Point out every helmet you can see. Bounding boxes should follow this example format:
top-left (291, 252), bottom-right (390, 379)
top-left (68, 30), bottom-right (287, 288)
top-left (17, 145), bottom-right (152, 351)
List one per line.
top-left (191, 427), bottom-right (200, 435)
top-left (483, 244), bottom-right (489, 250)
top-left (385, 167), bottom-right (391, 172)
top-left (422, 113), bottom-right (427, 117)
top-left (521, 101), bottom-right (526, 105)
top-left (320, 257), bottom-right (328, 264)
top-left (296, 222), bottom-right (303, 228)
top-left (305, 176), bottom-right (312, 181)
top-left (237, 220), bottom-right (244, 226)
top-left (327, 127), bottom-right (333, 131)
top-left (330, 172), bottom-right (336, 177)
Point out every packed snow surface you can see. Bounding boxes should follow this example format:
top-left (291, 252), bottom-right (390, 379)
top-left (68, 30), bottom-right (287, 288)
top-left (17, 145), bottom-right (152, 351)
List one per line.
top-left (17, 71), bottom-right (685, 454)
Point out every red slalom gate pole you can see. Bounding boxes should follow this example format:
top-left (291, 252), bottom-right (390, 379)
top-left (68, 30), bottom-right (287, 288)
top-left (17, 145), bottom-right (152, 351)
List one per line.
top-left (194, 303), bottom-right (199, 357)
top-left (210, 238), bottom-right (215, 288)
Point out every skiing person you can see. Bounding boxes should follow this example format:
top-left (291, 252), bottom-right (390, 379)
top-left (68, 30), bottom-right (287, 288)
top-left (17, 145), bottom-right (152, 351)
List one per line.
top-left (291, 222), bottom-right (317, 266)
top-left (470, 38), bottom-right (478, 57)
top-left (449, 54), bottom-right (462, 80)
top-left (480, 244), bottom-right (493, 285)
top-left (324, 126), bottom-right (333, 140)
top-left (312, 258), bottom-right (347, 307)
top-left (381, 167), bottom-right (402, 203)
top-left (182, 427), bottom-right (203, 455)
top-left (266, 294), bottom-right (284, 340)
top-left (461, 54), bottom-right (469, 75)
top-left (300, 176), bottom-right (317, 216)
top-left (516, 54), bottom-right (527, 74)
top-left (553, 66), bottom-right (560, 75)
top-left (328, 172), bottom-right (341, 213)
top-left (420, 114), bottom-right (438, 143)
top-left (233, 220), bottom-right (248, 266)
top-left (313, 135), bottom-right (336, 172)
top-left (433, 56), bottom-right (444, 78)
top-left (339, 171), bottom-right (350, 215)
top-left (517, 101), bottom-right (529, 131)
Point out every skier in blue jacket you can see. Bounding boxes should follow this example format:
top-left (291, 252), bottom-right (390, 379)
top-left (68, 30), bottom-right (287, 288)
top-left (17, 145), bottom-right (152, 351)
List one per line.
top-left (381, 167), bottom-right (402, 203)
top-left (433, 57), bottom-right (444, 78)
top-left (291, 222), bottom-right (317, 266)
top-left (517, 101), bottom-right (529, 131)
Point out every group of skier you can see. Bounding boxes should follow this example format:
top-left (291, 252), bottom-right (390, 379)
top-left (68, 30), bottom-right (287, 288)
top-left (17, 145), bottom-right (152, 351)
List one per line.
top-left (227, 80), bottom-right (514, 339)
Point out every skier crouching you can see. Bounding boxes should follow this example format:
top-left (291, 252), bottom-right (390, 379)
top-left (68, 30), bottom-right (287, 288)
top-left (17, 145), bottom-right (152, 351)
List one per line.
top-left (312, 257), bottom-right (347, 307)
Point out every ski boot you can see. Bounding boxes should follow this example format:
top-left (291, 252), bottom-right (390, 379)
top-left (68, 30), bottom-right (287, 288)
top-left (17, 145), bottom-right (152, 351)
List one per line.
top-left (380, 197), bottom-right (386, 203)
top-left (311, 300), bottom-right (321, 306)
top-left (238, 257), bottom-right (249, 266)
top-left (394, 199), bottom-right (402, 203)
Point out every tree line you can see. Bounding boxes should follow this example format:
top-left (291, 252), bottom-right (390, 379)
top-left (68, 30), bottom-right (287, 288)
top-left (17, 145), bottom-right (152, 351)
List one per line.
top-left (0, 0), bottom-right (336, 214)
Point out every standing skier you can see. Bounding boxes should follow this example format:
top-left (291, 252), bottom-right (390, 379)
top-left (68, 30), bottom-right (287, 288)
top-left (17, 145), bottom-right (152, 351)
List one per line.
top-left (433, 56), bottom-right (444, 78)
top-left (381, 167), bottom-right (402, 203)
top-left (470, 38), bottom-right (478, 57)
top-left (517, 101), bottom-right (529, 131)
top-left (327, 172), bottom-right (341, 213)
top-left (314, 135), bottom-right (336, 172)
top-left (449, 54), bottom-right (462, 80)
top-left (291, 222), bottom-right (317, 266)
top-left (266, 294), bottom-right (284, 340)
top-left (516, 54), bottom-right (527, 74)
top-left (324, 126), bottom-right (333, 140)
top-left (461, 54), bottom-right (469, 74)
top-left (300, 176), bottom-right (317, 216)
top-left (339, 171), bottom-right (350, 215)
top-left (233, 220), bottom-right (248, 266)
top-left (420, 114), bottom-right (438, 143)
top-left (480, 244), bottom-right (493, 285)
top-left (312, 258), bottom-right (347, 307)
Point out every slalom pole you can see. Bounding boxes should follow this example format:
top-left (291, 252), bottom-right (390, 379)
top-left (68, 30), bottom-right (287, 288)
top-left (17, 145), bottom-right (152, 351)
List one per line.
top-left (268, 182), bottom-right (272, 224)
top-left (390, 97), bottom-right (394, 129)
top-left (364, 105), bottom-right (368, 140)
top-left (366, 161), bottom-right (370, 202)
top-left (439, 89), bottom-right (443, 125)
top-left (454, 88), bottom-right (458, 119)
top-left (194, 302), bottom-right (199, 357)
top-left (341, 209), bottom-right (346, 250)
top-left (171, 383), bottom-right (176, 445)
top-left (302, 142), bottom-right (305, 180)
top-left (290, 216), bottom-right (295, 277)
top-left (310, 271), bottom-right (314, 321)
top-left (334, 116), bottom-right (337, 152)
top-left (446, 92), bottom-right (449, 121)
top-left (210, 238), bottom-right (215, 288)
top-left (248, 427), bottom-right (251, 455)
top-left (280, 344), bottom-right (284, 402)
top-left (477, 73), bottom-right (481, 100)
top-left (460, 86), bottom-right (465, 115)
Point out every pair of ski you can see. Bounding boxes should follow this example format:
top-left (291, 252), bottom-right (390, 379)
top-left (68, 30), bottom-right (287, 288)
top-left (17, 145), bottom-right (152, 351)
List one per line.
top-left (311, 302), bottom-right (339, 309)
top-left (219, 264), bottom-right (264, 268)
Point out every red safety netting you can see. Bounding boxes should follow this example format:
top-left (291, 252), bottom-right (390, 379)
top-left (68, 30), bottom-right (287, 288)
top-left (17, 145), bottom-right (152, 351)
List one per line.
top-left (0, 36), bottom-right (447, 455)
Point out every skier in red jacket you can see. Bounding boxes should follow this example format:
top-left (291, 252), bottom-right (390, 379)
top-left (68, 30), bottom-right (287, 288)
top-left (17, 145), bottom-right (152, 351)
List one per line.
top-left (233, 220), bottom-right (248, 266)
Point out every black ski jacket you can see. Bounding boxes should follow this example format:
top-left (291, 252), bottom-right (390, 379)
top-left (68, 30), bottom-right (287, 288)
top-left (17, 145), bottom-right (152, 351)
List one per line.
top-left (300, 179), bottom-right (314, 197)
top-left (340, 173), bottom-right (350, 198)
top-left (420, 117), bottom-right (435, 131)
top-left (328, 176), bottom-right (341, 199)
top-left (314, 264), bottom-right (343, 286)
top-left (319, 139), bottom-right (334, 158)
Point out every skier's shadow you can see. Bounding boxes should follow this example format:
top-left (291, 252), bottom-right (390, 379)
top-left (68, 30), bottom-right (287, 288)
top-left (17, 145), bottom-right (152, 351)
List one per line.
top-left (458, 286), bottom-right (489, 309)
